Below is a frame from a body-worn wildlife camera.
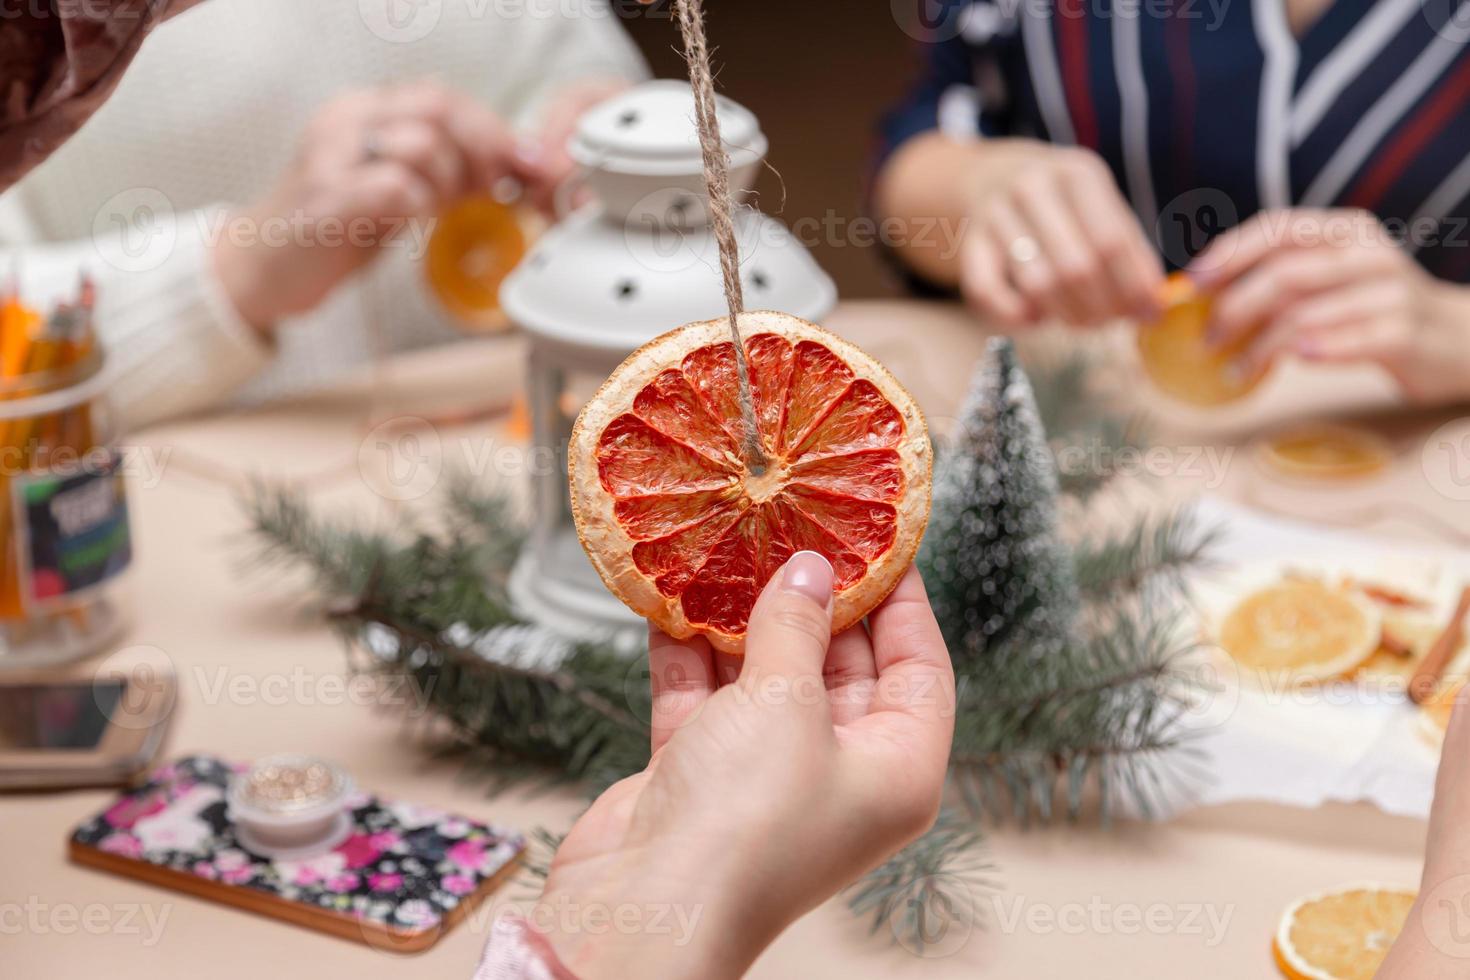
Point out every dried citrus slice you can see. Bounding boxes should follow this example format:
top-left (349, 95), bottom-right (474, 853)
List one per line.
top-left (569, 311), bottom-right (932, 654)
top-left (1138, 272), bottom-right (1265, 406)
top-left (1217, 579), bottom-right (1380, 684)
top-left (1353, 611), bottom-right (1441, 683)
top-left (425, 196), bottom-right (526, 331)
top-left (1272, 884), bottom-right (1416, 980)
top-left (1259, 424), bottom-right (1393, 481)
top-left (1417, 679), bottom-right (1464, 748)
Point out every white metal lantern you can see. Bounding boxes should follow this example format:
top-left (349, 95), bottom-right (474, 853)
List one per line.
top-left (500, 80), bottom-right (837, 641)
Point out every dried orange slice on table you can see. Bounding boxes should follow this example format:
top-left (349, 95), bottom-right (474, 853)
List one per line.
top-left (1138, 272), bottom-right (1265, 406)
top-left (1273, 884), bottom-right (1416, 980)
top-left (569, 312), bottom-right (932, 654)
top-left (1216, 579), bottom-right (1381, 684)
top-left (1259, 424), bottom-right (1394, 482)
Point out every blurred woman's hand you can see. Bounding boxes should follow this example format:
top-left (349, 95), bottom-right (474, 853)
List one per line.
top-left (211, 78), bottom-right (629, 335)
top-left (1190, 208), bottom-right (1470, 406)
top-left (212, 80), bottom-right (533, 332)
top-left (537, 555), bottom-right (955, 979)
top-left (956, 141), bottom-right (1165, 328)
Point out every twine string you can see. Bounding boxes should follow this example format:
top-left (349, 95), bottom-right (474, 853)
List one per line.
top-left (673, 0), bottom-right (768, 473)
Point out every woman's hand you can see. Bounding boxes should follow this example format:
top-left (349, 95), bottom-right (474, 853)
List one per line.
top-left (956, 141), bottom-right (1165, 328)
top-left (212, 80), bottom-right (535, 333)
top-left (537, 554), bottom-right (956, 980)
top-left (1189, 208), bottom-right (1470, 405)
top-left (1380, 686), bottom-right (1470, 977)
top-left (212, 77), bottom-right (629, 334)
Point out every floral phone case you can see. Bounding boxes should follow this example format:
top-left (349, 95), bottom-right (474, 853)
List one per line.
top-left (69, 755), bottom-right (524, 952)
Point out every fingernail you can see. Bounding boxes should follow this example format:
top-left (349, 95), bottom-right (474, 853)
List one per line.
top-left (1187, 263), bottom-right (1216, 287)
top-left (1294, 337), bottom-right (1323, 360)
top-left (781, 551), bottom-right (833, 607)
top-left (514, 139), bottom-right (543, 169)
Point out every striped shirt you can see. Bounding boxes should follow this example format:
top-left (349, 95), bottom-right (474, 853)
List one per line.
top-left (879, 0), bottom-right (1470, 280)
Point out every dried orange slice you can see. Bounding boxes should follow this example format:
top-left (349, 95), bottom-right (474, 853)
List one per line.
top-left (1272, 884), bottom-right (1416, 980)
top-left (1138, 272), bottom-right (1264, 406)
top-left (1417, 679), bottom-right (1464, 748)
top-left (1259, 424), bottom-right (1393, 481)
top-left (569, 312), bottom-right (932, 654)
top-left (1217, 579), bottom-right (1380, 684)
top-left (1354, 611), bottom-right (1441, 683)
top-left (425, 196), bottom-right (526, 330)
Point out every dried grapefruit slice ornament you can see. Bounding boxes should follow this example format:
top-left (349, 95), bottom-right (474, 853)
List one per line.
top-left (569, 311), bottom-right (932, 654)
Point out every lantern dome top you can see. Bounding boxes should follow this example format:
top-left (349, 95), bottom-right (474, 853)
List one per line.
top-left (569, 80), bottom-right (766, 178)
top-left (500, 208), bottom-right (836, 366)
top-left (500, 80), bottom-right (837, 369)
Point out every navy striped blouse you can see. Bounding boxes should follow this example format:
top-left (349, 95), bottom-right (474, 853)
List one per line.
top-left (879, 0), bottom-right (1470, 281)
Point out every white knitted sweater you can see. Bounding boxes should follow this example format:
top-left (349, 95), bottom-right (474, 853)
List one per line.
top-left (0, 0), bottom-right (647, 431)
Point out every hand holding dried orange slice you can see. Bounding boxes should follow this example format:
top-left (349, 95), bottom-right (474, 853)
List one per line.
top-left (1216, 579), bottom-right (1380, 684)
top-left (1273, 884), bottom-right (1417, 980)
top-left (1138, 272), bottom-right (1265, 406)
top-left (569, 312), bottom-right (932, 654)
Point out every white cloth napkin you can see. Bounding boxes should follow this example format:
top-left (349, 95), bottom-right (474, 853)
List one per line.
top-left (1161, 497), bottom-right (1465, 820)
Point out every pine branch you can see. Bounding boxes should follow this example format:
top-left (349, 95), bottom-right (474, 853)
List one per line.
top-left (245, 481), bottom-right (652, 793)
top-left (1027, 353), bottom-right (1149, 503)
top-left (846, 809), bottom-right (994, 946)
top-left (1073, 509), bottom-right (1219, 602)
top-left (946, 599), bottom-right (1198, 823)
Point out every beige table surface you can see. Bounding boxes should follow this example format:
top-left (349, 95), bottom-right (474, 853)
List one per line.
top-left (4, 300), bottom-right (1466, 978)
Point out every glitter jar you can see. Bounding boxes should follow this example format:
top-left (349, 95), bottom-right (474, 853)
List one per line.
top-left (227, 755), bottom-right (354, 860)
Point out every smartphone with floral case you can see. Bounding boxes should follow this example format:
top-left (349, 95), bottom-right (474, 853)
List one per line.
top-left (69, 755), bottom-right (524, 952)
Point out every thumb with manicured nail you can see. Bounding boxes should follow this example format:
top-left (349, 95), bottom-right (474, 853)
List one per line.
top-left (740, 551), bottom-right (835, 685)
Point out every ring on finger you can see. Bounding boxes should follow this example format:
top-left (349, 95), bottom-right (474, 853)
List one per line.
top-left (1008, 235), bottom-right (1042, 265)
top-left (361, 131), bottom-right (384, 165)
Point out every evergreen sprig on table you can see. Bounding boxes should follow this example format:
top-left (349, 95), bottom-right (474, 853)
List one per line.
top-left (245, 338), bottom-right (1211, 948)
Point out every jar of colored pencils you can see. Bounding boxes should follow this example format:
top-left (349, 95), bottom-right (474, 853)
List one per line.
top-left (0, 280), bottom-right (131, 669)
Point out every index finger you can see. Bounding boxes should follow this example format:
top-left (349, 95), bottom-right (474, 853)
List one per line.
top-left (388, 81), bottom-right (532, 190)
top-left (1187, 211), bottom-right (1287, 291)
top-left (865, 567), bottom-right (956, 727)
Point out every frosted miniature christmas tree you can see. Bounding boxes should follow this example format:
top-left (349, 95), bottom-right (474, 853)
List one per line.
top-left (920, 338), bottom-right (1079, 664)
